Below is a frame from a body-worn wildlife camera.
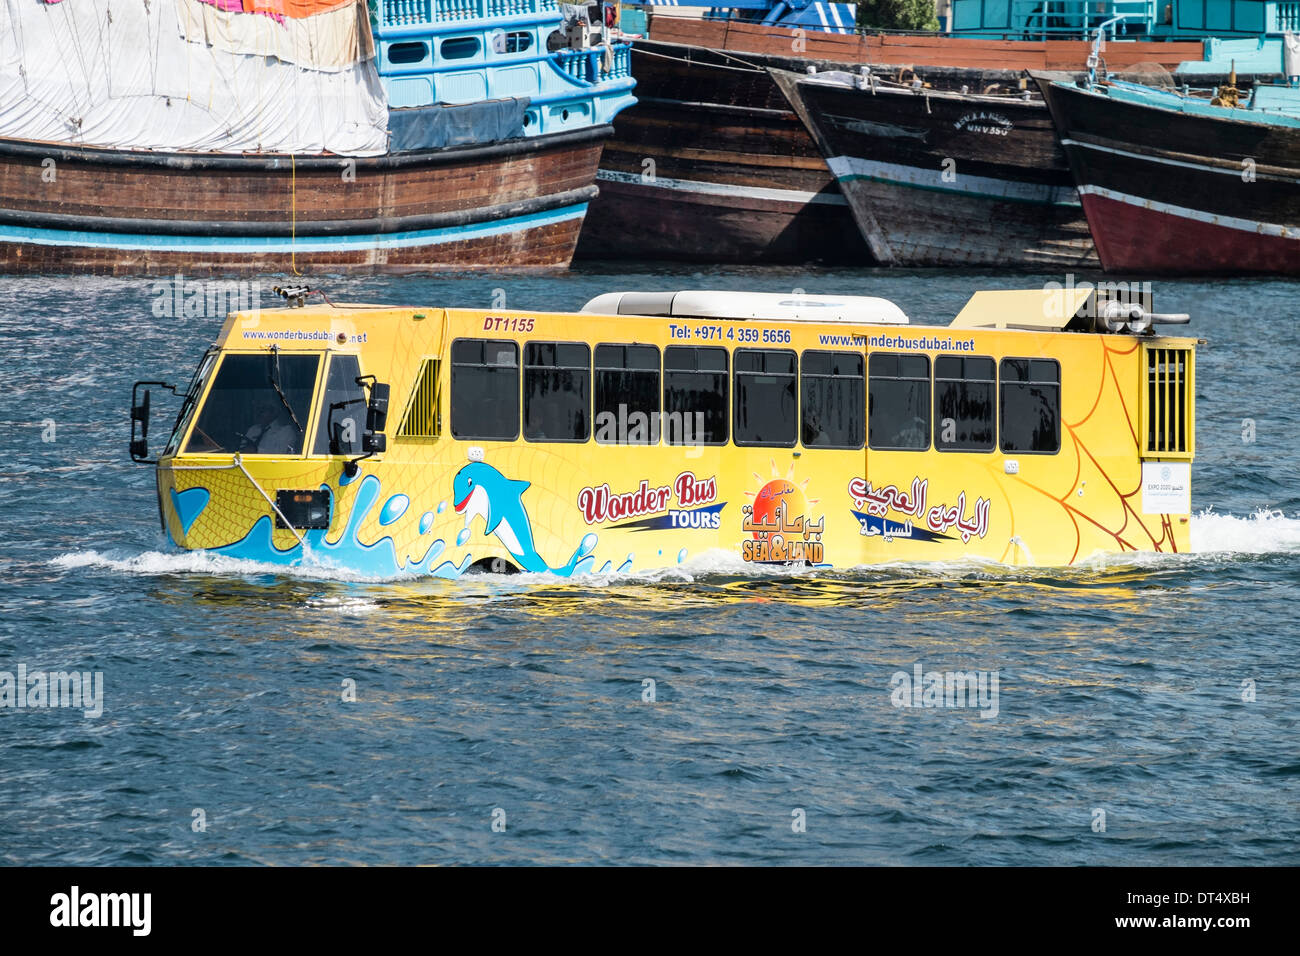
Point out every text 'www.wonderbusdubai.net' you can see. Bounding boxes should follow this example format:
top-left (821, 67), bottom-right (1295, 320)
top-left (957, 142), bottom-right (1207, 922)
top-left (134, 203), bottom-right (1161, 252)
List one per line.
top-left (816, 333), bottom-right (978, 350)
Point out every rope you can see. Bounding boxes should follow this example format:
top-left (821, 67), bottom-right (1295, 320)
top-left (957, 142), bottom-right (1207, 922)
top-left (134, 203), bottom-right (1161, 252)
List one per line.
top-left (234, 455), bottom-right (308, 549)
top-left (290, 152), bottom-right (303, 276)
top-left (633, 45), bottom-right (765, 75)
top-left (632, 43), bottom-right (928, 95)
top-left (166, 456), bottom-right (307, 550)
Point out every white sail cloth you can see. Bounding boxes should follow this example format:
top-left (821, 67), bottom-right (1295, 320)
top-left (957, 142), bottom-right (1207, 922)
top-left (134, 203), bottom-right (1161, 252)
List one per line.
top-left (0, 0), bottom-right (389, 155)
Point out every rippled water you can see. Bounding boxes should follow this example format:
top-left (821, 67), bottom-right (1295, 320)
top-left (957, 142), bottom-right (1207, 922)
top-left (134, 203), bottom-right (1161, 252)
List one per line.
top-left (2, 268), bottom-right (1298, 865)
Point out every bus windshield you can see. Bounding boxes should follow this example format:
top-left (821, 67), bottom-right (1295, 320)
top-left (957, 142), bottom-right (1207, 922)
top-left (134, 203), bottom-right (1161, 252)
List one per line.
top-left (184, 352), bottom-right (320, 455)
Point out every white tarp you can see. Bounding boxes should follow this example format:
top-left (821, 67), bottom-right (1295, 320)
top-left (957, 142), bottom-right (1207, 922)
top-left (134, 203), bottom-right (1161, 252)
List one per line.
top-left (176, 0), bottom-right (374, 73)
top-left (0, 0), bottom-right (389, 155)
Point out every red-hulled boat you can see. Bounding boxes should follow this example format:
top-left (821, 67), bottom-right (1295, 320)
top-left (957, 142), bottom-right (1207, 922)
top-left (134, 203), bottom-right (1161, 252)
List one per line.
top-left (1035, 74), bottom-right (1300, 275)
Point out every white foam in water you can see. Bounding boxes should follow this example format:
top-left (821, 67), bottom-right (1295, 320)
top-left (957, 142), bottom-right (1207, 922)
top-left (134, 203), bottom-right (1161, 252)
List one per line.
top-left (50, 549), bottom-right (405, 583)
top-left (1189, 508), bottom-right (1300, 555)
top-left (49, 510), bottom-right (1300, 588)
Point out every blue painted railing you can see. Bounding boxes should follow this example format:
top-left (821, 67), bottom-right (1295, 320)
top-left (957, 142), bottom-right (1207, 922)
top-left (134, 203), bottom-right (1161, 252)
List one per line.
top-left (377, 0), bottom-right (559, 28)
top-left (553, 44), bottom-right (633, 84)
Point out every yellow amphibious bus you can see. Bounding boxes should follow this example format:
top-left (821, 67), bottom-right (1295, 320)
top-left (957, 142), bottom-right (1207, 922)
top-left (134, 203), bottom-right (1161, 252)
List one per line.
top-left (129, 287), bottom-right (1197, 576)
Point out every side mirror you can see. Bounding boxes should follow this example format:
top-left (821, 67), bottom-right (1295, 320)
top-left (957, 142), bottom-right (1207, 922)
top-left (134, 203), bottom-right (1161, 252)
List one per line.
top-left (129, 381), bottom-right (177, 464)
top-left (366, 382), bottom-right (390, 433)
top-left (131, 389), bottom-right (152, 437)
top-left (344, 379), bottom-right (390, 476)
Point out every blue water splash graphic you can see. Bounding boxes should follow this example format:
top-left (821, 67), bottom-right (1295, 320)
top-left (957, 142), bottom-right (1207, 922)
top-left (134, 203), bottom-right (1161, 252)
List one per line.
top-left (209, 475), bottom-right (470, 578)
top-left (379, 494), bottom-right (409, 526)
top-left (170, 487), bottom-right (210, 537)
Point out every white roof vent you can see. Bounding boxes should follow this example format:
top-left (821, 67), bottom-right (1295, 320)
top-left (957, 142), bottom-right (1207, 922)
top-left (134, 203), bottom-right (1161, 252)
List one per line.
top-left (581, 290), bottom-right (908, 325)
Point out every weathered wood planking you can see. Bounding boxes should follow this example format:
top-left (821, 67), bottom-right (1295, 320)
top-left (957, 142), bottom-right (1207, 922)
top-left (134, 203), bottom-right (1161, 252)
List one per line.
top-left (577, 42), bottom-right (869, 264)
top-left (649, 17), bottom-right (1203, 71)
top-left (0, 129), bottom-right (609, 274)
top-left (776, 72), bottom-right (1097, 267)
top-left (1037, 78), bottom-right (1300, 274)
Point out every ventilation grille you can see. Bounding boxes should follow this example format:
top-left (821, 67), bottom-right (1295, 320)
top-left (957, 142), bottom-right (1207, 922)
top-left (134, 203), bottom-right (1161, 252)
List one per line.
top-left (398, 359), bottom-right (441, 439)
top-left (1144, 347), bottom-right (1193, 457)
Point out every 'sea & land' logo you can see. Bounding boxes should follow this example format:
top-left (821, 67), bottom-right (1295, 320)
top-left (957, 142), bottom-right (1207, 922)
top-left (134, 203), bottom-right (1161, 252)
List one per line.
top-left (741, 466), bottom-right (824, 564)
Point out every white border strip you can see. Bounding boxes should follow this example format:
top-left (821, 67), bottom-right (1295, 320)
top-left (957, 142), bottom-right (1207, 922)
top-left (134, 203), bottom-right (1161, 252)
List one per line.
top-left (827, 155), bottom-right (1079, 206)
top-left (1062, 138), bottom-right (1300, 185)
top-left (1079, 185), bottom-right (1300, 240)
top-left (596, 168), bottom-right (848, 206)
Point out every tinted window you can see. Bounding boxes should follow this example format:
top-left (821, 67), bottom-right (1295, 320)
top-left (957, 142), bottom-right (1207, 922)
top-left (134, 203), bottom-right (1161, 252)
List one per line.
top-left (441, 37), bottom-right (480, 59)
top-left (934, 355), bottom-right (996, 452)
top-left (868, 352), bottom-right (930, 451)
top-left (664, 346), bottom-right (727, 445)
top-left (388, 41), bottom-right (428, 65)
top-left (451, 339), bottom-right (518, 441)
top-left (524, 342), bottom-right (590, 442)
top-left (312, 355), bottom-right (366, 456)
top-left (801, 350), bottom-right (864, 449)
top-left (1000, 358), bottom-right (1060, 454)
top-left (186, 351), bottom-right (319, 455)
top-left (594, 344), bottom-right (659, 445)
top-left (734, 349), bottom-right (797, 447)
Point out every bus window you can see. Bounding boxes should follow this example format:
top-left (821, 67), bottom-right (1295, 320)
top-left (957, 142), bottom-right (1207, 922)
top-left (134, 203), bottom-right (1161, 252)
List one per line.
top-left (664, 346), bottom-right (727, 446)
top-left (934, 355), bottom-right (995, 452)
top-left (451, 339), bottom-right (519, 441)
top-left (1000, 358), bottom-right (1060, 454)
top-left (734, 348), bottom-right (797, 447)
top-left (868, 353), bottom-right (930, 451)
top-left (801, 350), bottom-right (863, 449)
top-left (312, 355), bottom-right (366, 455)
top-left (524, 342), bottom-right (590, 443)
top-left (594, 344), bottom-right (659, 445)
top-left (165, 348), bottom-right (218, 457)
top-left (185, 352), bottom-right (319, 455)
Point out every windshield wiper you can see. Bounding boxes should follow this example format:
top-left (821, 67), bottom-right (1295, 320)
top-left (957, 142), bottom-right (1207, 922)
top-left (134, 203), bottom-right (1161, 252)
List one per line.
top-left (268, 346), bottom-right (304, 433)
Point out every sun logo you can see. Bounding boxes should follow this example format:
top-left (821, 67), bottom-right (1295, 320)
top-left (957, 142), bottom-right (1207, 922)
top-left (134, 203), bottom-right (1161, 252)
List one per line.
top-left (741, 462), bottom-right (825, 565)
top-left (745, 462), bottom-right (818, 538)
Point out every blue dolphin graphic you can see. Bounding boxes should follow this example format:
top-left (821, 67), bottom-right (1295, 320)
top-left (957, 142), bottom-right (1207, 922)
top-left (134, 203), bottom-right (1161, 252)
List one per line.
top-left (453, 461), bottom-right (593, 575)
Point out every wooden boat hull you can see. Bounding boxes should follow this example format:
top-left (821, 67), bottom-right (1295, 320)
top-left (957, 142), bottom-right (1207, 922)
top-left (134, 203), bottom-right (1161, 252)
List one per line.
top-left (576, 42), bottom-right (869, 264)
top-left (0, 127), bottom-right (610, 275)
top-left (776, 72), bottom-right (1096, 268)
top-left (648, 15), bottom-right (1204, 72)
top-left (1036, 79), bottom-right (1300, 275)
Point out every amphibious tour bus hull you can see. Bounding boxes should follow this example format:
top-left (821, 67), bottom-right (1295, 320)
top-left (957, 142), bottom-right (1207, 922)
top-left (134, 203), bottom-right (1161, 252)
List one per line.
top-left (141, 293), bottom-right (1196, 577)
